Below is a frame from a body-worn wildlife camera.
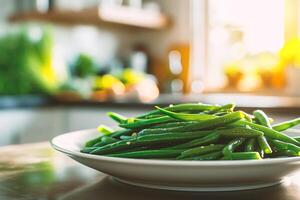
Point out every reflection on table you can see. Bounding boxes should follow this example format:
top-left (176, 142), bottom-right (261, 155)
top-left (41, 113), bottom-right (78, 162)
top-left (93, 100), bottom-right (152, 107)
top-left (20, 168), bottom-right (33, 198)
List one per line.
top-left (0, 142), bottom-right (300, 200)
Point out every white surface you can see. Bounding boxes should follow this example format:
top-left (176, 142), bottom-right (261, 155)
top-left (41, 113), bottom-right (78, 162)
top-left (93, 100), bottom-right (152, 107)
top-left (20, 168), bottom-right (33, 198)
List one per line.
top-left (51, 129), bottom-right (300, 191)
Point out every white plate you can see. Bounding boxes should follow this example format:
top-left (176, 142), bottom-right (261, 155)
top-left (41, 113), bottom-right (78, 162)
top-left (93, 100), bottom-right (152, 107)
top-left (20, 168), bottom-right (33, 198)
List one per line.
top-left (51, 129), bottom-right (300, 191)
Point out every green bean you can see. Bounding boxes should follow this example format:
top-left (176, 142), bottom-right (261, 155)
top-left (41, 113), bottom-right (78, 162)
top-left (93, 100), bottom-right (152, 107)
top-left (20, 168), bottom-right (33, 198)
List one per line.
top-left (156, 106), bottom-right (217, 121)
top-left (257, 136), bottom-right (272, 154)
top-left (253, 110), bottom-right (272, 128)
top-left (97, 125), bottom-right (114, 135)
top-left (81, 102), bottom-right (300, 160)
top-left (106, 149), bottom-right (184, 158)
top-left (110, 129), bottom-right (133, 138)
top-left (234, 120), bottom-right (300, 146)
top-left (222, 138), bottom-right (261, 160)
top-left (107, 112), bottom-right (127, 123)
top-left (120, 116), bottom-right (177, 129)
top-left (251, 110), bottom-right (273, 154)
top-left (272, 118), bottom-right (300, 132)
top-left (85, 126), bottom-right (116, 147)
top-left (181, 151), bottom-right (223, 160)
top-left (81, 147), bottom-right (98, 153)
top-left (204, 104), bottom-right (235, 114)
top-left (120, 135), bottom-right (135, 140)
top-left (142, 114), bottom-right (163, 119)
top-left (93, 136), bottom-right (119, 147)
top-left (138, 127), bottom-right (181, 136)
top-left (137, 103), bottom-right (221, 118)
top-left (214, 111), bottom-right (231, 116)
top-left (273, 149), bottom-right (298, 157)
top-left (294, 136), bottom-right (300, 142)
top-left (270, 140), bottom-right (300, 155)
top-left (256, 143), bottom-right (265, 158)
top-left (166, 112), bottom-right (245, 132)
top-left (245, 138), bottom-right (256, 152)
top-left (223, 138), bottom-right (246, 156)
top-left (164, 132), bottom-right (221, 150)
top-left (229, 152), bottom-right (261, 160)
top-left (177, 144), bottom-right (225, 159)
top-left (85, 135), bottom-right (103, 147)
top-left (138, 123), bottom-right (198, 136)
top-left (90, 130), bottom-right (213, 155)
top-left (151, 121), bottom-right (197, 129)
top-left (219, 127), bottom-right (263, 138)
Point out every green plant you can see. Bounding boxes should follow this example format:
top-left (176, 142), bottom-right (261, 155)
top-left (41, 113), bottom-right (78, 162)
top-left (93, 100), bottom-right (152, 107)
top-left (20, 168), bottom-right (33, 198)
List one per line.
top-left (0, 27), bottom-right (59, 95)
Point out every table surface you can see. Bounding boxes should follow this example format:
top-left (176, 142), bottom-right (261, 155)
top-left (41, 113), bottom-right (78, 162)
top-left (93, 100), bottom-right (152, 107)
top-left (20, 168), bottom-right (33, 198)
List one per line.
top-left (1, 143), bottom-right (300, 200)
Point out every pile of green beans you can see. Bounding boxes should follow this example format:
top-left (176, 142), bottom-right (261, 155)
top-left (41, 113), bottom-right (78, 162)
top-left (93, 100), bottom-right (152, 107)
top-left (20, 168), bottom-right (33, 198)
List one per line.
top-left (80, 103), bottom-right (300, 160)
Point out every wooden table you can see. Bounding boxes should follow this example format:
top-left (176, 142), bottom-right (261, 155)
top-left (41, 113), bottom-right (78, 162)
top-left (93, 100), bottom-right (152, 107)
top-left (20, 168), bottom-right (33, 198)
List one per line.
top-left (1, 142), bottom-right (300, 200)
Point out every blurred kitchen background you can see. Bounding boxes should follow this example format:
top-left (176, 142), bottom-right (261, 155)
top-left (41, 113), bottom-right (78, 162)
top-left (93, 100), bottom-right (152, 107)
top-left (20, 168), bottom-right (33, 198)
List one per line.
top-left (1, 0), bottom-right (300, 146)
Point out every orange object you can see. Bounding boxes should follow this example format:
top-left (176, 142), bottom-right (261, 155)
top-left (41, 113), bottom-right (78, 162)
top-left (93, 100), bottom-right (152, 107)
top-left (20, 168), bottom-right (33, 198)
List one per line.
top-left (168, 44), bottom-right (190, 93)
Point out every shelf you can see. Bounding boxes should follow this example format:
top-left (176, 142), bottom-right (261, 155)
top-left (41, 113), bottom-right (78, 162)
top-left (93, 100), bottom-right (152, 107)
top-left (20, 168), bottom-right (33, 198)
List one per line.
top-left (8, 6), bottom-right (170, 30)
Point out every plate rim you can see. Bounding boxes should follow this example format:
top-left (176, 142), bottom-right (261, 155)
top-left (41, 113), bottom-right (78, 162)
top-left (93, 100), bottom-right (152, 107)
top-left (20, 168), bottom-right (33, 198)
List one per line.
top-left (51, 129), bottom-right (300, 167)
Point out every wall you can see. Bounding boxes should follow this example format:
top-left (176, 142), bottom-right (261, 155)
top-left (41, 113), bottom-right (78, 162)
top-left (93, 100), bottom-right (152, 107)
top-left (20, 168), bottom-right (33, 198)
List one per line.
top-left (0, 0), bottom-right (190, 66)
top-left (130, 0), bottom-right (190, 58)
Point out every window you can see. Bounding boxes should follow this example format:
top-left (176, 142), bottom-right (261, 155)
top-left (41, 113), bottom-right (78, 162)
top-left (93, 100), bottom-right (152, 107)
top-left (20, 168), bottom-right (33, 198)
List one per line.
top-left (191, 0), bottom-right (287, 92)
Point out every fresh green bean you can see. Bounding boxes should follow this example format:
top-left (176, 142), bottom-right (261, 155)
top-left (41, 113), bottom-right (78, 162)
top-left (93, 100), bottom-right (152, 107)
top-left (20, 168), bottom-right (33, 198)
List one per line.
top-left (90, 130), bottom-right (213, 155)
top-left (234, 120), bottom-right (300, 146)
top-left (107, 112), bottom-right (127, 123)
top-left (181, 151), bottom-right (223, 160)
top-left (257, 136), bottom-right (272, 154)
top-left (219, 127), bottom-right (263, 138)
top-left (272, 118), bottom-right (300, 132)
top-left (137, 103), bottom-right (221, 118)
top-left (256, 143), bottom-right (265, 158)
top-left (204, 104), bottom-right (235, 114)
top-left (138, 122), bottom-right (198, 136)
top-left (151, 121), bottom-right (198, 129)
top-left (229, 152), bottom-right (261, 160)
top-left (106, 149), bottom-right (184, 158)
top-left (222, 138), bottom-right (261, 160)
top-left (97, 125), bottom-right (114, 135)
top-left (81, 147), bottom-right (98, 153)
top-left (120, 135), bottom-right (135, 140)
top-left (270, 140), bottom-right (300, 155)
top-left (156, 106), bottom-right (216, 121)
top-left (294, 136), bottom-right (300, 142)
top-left (177, 144), bottom-right (225, 159)
top-left (214, 111), bottom-right (231, 116)
top-left (81, 102), bottom-right (300, 160)
top-left (138, 127), bottom-right (181, 136)
top-left (93, 136), bottom-right (119, 147)
top-left (164, 132), bottom-right (221, 150)
top-left (110, 129), bottom-right (133, 138)
top-left (120, 116), bottom-right (177, 129)
top-left (241, 111), bottom-right (253, 122)
top-left (85, 126), bottom-right (116, 147)
top-left (273, 149), bottom-right (298, 157)
top-left (166, 112), bottom-right (245, 132)
top-left (85, 136), bottom-right (103, 147)
top-left (253, 110), bottom-right (272, 128)
top-left (245, 138), bottom-right (256, 152)
top-left (223, 138), bottom-right (246, 156)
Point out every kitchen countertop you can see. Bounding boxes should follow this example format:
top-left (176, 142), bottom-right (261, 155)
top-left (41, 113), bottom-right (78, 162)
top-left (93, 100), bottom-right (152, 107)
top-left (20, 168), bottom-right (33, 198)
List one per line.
top-left (1, 93), bottom-right (300, 110)
top-left (1, 142), bottom-right (300, 200)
